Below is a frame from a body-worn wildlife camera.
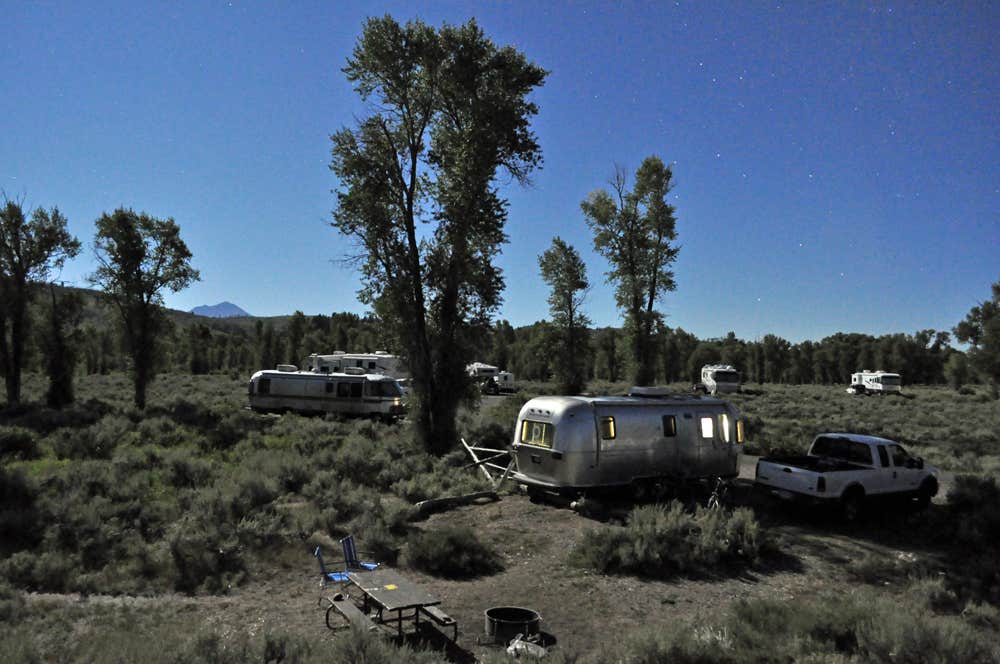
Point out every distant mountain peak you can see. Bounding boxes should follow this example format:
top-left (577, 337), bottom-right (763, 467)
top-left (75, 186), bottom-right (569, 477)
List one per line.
top-left (191, 302), bottom-right (251, 318)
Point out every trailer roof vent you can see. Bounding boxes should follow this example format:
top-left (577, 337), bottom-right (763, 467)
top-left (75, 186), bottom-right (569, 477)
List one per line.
top-left (276, 364), bottom-right (298, 372)
top-left (628, 386), bottom-right (672, 398)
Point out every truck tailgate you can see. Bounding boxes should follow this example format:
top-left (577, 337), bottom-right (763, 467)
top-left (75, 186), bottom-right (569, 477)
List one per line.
top-left (756, 459), bottom-right (822, 497)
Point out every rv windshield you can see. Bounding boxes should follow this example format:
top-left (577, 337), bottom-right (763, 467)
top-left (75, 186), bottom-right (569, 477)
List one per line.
top-left (369, 380), bottom-right (403, 397)
top-left (714, 371), bottom-right (739, 383)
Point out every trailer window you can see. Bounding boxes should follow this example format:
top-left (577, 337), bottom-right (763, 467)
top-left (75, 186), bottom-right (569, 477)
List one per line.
top-left (718, 414), bottom-right (731, 443)
top-left (350, 382), bottom-right (363, 398)
top-left (520, 420), bottom-right (553, 448)
top-left (325, 382), bottom-right (334, 394)
top-left (662, 415), bottom-right (677, 437)
top-left (700, 416), bottom-right (714, 439)
top-left (258, 379), bottom-right (271, 395)
top-left (736, 420), bottom-right (745, 444)
top-left (599, 416), bottom-right (616, 440)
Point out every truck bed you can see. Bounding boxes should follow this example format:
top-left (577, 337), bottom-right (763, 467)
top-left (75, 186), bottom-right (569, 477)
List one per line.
top-left (759, 455), bottom-right (869, 473)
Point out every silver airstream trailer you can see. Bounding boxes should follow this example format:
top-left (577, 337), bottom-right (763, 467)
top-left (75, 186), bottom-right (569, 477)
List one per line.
top-left (248, 367), bottom-right (405, 419)
top-left (510, 388), bottom-right (745, 494)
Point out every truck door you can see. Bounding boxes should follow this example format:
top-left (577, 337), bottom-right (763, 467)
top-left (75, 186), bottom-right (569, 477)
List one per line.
top-left (886, 444), bottom-right (922, 492)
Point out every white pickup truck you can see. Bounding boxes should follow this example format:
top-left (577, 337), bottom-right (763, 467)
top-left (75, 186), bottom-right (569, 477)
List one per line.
top-left (754, 433), bottom-right (939, 521)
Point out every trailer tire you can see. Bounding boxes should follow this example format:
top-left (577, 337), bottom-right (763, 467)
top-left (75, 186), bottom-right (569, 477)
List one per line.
top-left (841, 487), bottom-right (864, 523)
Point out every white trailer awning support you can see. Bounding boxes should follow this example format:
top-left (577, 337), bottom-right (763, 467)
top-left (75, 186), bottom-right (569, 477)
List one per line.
top-left (461, 438), bottom-right (514, 491)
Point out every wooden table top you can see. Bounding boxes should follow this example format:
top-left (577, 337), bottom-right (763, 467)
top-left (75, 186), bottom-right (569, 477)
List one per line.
top-left (347, 568), bottom-right (440, 612)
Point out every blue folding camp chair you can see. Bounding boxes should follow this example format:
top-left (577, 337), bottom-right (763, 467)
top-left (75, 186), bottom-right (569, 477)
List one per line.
top-left (340, 535), bottom-right (379, 572)
top-left (314, 535), bottom-right (379, 588)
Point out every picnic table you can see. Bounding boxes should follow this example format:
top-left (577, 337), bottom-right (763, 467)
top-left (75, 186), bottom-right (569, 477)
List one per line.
top-left (347, 568), bottom-right (455, 639)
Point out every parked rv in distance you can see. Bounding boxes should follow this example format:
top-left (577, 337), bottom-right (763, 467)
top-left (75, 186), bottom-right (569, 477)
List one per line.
top-left (467, 362), bottom-right (516, 394)
top-left (847, 370), bottom-right (902, 395)
top-left (511, 387), bottom-right (745, 496)
top-left (248, 365), bottom-right (405, 419)
top-left (306, 351), bottom-right (407, 379)
top-left (694, 364), bottom-right (741, 395)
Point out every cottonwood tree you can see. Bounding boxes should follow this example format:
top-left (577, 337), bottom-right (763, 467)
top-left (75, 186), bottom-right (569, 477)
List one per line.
top-left (539, 237), bottom-right (591, 393)
top-left (40, 285), bottom-right (84, 407)
top-left (582, 156), bottom-right (679, 386)
top-left (0, 198), bottom-right (81, 406)
top-left (90, 208), bottom-right (199, 409)
top-left (330, 16), bottom-right (546, 454)
top-left (955, 280), bottom-right (1000, 398)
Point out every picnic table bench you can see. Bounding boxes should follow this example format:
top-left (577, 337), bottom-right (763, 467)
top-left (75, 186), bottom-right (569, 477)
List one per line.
top-left (322, 593), bottom-right (378, 632)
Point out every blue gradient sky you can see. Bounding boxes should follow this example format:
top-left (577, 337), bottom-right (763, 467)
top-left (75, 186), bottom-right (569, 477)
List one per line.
top-left (3, 2), bottom-right (996, 342)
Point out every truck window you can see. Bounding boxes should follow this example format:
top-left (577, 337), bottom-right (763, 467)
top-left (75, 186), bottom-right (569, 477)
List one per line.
top-left (718, 414), bottom-right (731, 443)
top-left (599, 416), bottom-right (616, 440)
top-left (811, 436), bottom-right (873, 465)
top-left (662, 415), bottom-right (677, 437)
top-left (520, 420), bottom-right (553, 448)
top-left (258, 379), bottom-right (271, 395)
top-left (700, 417), bottom-right (714, 439)
top-left (877, 446), bottom-right (890, 467)
top-left (888, 444), bottom-right (908, 467)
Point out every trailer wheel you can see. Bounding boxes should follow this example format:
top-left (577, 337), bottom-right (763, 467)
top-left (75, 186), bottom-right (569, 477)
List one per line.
top-left (841, 487), bottom-right (864, 523)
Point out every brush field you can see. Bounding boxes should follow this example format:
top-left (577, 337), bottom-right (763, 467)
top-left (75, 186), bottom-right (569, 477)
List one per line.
top-left (1, 374), bottom-right (998, 662)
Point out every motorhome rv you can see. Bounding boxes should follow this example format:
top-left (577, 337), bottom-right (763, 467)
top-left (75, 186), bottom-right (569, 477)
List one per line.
top-left (849, 370), bottom-right (901, 395)
top-left (248, 366), bottom-right (405, 419)
top-left (698, 364), bottom-right (741, 395)
top-left (510, 387), bottom-right (745, 495)
top-left (306, 351), bottom-right (406, 379)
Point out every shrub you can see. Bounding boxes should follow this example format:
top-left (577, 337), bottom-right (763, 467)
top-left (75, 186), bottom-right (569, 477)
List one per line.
top-left (571, 503), bottom-right (763, 578)
top-left (0, 427), bottom-right (38, 460)
top-left (406, 526), bottom-right (503, 579)
top-left (0, 467), bottom-right (40, 550)
top-left (0, 579), bottom-right (26, 623)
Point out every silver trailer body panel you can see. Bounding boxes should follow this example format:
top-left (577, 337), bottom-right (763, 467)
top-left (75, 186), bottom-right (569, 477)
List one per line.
top-left (511, 394), bottom-right (742, 492)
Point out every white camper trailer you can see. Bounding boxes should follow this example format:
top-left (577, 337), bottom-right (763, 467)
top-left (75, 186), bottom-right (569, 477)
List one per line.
top-left (698, 364), bottom-right (741, 395)
top-left (248, 366), bottom-right (405, 419)
top-left (468, 362), bottom-right (516, 394)
top-left (849, 370), bottom-right (901, 395)
top-left (510, 387), bottom-right (745, 495)
top-left (306, 351), bottom-right (406, 379)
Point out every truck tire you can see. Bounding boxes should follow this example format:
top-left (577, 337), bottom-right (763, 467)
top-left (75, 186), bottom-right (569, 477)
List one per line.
top-left (915, 477), bottom-right (938, 509)
top-left (841, 487), bottom-right (864, 523)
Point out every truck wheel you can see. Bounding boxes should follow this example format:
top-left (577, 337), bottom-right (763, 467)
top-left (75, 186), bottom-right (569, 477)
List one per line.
top-left (915, 478), bottom-right (938, 509)
top-left (841, 488), bottom-right (864, 523)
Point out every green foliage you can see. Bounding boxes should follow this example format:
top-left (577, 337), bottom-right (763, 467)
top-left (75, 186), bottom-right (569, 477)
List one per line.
top-left (954, 280), bottom-right (1000, 396)
top-left (0, 198), bottom-right (81, 406)
top-left (571, 502), bottom-right (763, 578)
top-left (0, 426), bottom-right (38, 459)
top-left (405, 525), bottom-right (504, 579)
top-left (539, 237), bottom-right (591, 394)
top-left (90, 207), bottom-right (200, 409)
top-left (582, 156), bottom-right (679, 386)
top-left (331, 15), bottom-right (546, 454)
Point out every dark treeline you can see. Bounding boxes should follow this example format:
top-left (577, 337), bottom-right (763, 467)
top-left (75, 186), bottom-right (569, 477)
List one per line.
top-left (15, 285), bottom-right (966, 388)
top-left (19, 286), bottom-right (392, 379)
top-left (486, 323), bottom-right (963, 387)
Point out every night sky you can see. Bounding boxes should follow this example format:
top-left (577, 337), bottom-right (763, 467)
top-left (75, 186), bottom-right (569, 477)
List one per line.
top-left (3, 1), bottom-right (997, 342)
